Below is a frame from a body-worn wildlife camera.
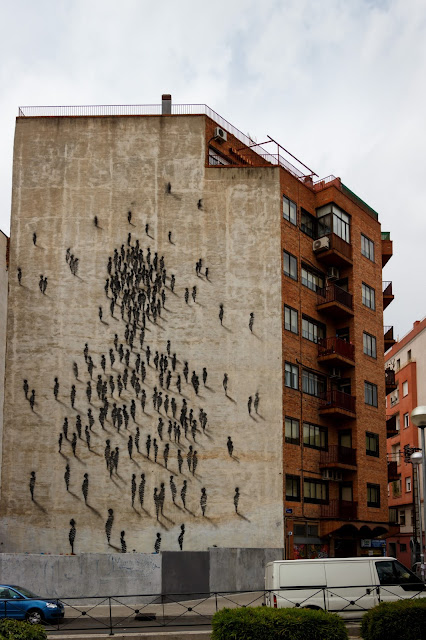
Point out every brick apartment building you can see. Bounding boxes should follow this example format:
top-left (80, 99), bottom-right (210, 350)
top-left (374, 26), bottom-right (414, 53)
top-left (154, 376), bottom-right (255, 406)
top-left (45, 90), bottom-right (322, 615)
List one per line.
top-left (385, 318), bottom-right (426, 567)
top-left (0, 97), bottom-right (392, 555)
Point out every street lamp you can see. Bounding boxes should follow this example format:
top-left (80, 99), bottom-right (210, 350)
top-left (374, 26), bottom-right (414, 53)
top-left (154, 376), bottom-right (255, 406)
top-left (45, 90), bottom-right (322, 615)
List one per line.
top-left (410, 451), bottom-right (424, 581)
top-left (410, 406), bottom-right (426, 581)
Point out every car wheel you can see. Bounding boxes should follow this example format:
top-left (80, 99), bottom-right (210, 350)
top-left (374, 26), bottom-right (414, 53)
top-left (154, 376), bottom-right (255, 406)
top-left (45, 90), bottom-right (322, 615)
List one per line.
top-left (26, 609), bottom-right (44, 625)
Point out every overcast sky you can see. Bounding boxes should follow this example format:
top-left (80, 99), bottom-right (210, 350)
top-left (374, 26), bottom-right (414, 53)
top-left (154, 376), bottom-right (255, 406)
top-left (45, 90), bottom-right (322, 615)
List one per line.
top-left (1, 0), bottom-right (425, 339)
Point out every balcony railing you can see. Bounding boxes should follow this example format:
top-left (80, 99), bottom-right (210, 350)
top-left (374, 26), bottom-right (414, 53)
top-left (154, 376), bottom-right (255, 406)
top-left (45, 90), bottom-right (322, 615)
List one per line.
top-left (318, 337), bottom-right (355, 362)
top-left (385, 368), bottom-right (396, 388)
top-left (387, 461), bottom-right (400, 481)
top-left (320, 445), bottom-right (357, 467)
top-left (317, 284), bottom-right (353, 311)
top-left (320, 499), bottom-right (358, 520)
top-left (319, 389), bottom-right (356, 414)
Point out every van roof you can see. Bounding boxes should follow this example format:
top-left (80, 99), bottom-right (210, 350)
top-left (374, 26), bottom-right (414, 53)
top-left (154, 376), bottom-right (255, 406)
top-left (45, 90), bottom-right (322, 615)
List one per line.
top-left (267, 557), bottom-right (394, 565)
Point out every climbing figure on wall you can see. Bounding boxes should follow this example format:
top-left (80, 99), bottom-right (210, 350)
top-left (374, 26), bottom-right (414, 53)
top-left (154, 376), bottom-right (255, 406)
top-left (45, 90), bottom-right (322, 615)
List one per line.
top-left (29, 471), bottom-right (36, 501)
top-left (69, 519), bottom-right (76, 554)
top-left (178, 524), bottom-right (185, 550)
top-left (105, 509), bottom-right (114, 544)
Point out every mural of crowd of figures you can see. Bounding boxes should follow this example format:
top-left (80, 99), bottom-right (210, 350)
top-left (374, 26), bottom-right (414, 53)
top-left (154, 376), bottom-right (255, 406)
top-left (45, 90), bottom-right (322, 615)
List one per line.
top-left (20, 197), bottom-right (266, 554)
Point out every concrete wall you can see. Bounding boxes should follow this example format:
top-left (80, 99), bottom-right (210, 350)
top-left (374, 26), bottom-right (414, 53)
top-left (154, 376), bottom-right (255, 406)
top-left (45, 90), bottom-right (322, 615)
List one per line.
top-left (0, 231), bottom-right (8, 501)
top-left (162, 551), bottom-right (209, 595)
top-left (1, 115), bottom-right (284, 553)
top-left (209, 547), bottom-right (283, 592)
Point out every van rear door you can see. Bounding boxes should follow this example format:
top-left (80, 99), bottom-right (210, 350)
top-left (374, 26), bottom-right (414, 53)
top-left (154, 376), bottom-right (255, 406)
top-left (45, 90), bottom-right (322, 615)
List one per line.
top-left (374, 559), bottom-right (425, 604)
top-left (276, 562), bottom-right (326, 609)
top-left (324, 561), bottom-right (378, 618)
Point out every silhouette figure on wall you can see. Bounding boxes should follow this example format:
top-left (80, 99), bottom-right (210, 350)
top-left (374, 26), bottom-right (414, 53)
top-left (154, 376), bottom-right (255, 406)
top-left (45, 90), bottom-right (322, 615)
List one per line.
top-left (33, 232), bottom-right (37, 246)
top-left (82, 473), bottom-right (89, 503)
top-left (227, 437), bottom-right (234, 457)
top-left (23, 379), bottom-right (29, 399)
top-left (146, 435), bottom-right (151, 458)
top-left (17, 267), bottom-right (22, 285)
top-left (94, 216), bottom-right (99, 228)
top-left (177, 449), bottom-right (183, 474)
top-left (249, 312), bottom-right (254, 333)
top-left (248, 396), bottom-right (252, 415)
top-left (154, 488), bottom-right (160, 520)
top-left (131, 474), bottom-right (136, 507)
top-left (104, 440), bottom-right (111, 468)
top-left (219, 304), bottom-right (224, 325)
top-left (159, 483), bottom-right (165, 515)
top-left (184, 288), bottom-right (189, 305)
top-left (181, 480), bottom-right (187, 508)
top-left (223, 373), bottom-right (228, 396)
top-left (29, 471), bottom-right (36, 501)
top-left (69, 519), bottom-right (76, 554)
top-left (105, 508), bottom-right (114, 544)
top-left (139, 474), bottom-right (145, 508)
top-left (192, 450), bottom-right (198, 476)
top-left (120, 531), bottom-right (127, 553)
top-left (128, 435), bottom-right (133, 459)
top-left (73, 362), bottom-right (78, 379)
top-left (170, 476), bottom-right (177, 503)
top-left (154, 533), bottom-right (161, 553)
top-left (135, 427), bottom-right (140, 453)
top-left (153, 439), bottom-right (159, 463)
top-left (178, 524), bottom-right (185, 550)
top-left (71, 433), bottom-right (77, 457)
top-left (71, 385), bottom-right (76, 408)
top-left (29, 390), bottom-right (35, 412)
top-left (58, 432), bottom-right (63, 453)
top-left (163, 443), bottom-right (170, 469)
top-left (234, 488), bottom-right (240, 513)
top-left (254, 392), bottom-right (260, 414)
top-left (64, 464), bottom-right (70, 491)
top-left (54, 378), bottom-right (59, 400)
top-left (200, 488), bottom-right (207, 516)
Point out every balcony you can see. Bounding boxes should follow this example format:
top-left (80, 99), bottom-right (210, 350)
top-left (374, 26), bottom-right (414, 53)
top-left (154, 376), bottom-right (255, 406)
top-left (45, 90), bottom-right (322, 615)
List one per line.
top-left (387, 460), bottom-right (400, 482)
top-left (313, 233), bottom-right (353, 268)
top-left (381, 232), bottom-right (393, 267)
top-left (383, 281), bottom-right (394, 310)
top-left (320, 499), bottom-right (358, 520)
top-left (384, 326), bottom-right (396, 352)
top-left (386, 413), bottom-right (399, 438)
top-left (385, 367), bottom-right (397, 394)
top-left (317, 284), bottom-right (354, 319)
top-left (320, 445), bottom-right (357, 469)
top-left (319, 389), bottom-right (356, 419)
top-left (318, 337), bottom-right (355, 368)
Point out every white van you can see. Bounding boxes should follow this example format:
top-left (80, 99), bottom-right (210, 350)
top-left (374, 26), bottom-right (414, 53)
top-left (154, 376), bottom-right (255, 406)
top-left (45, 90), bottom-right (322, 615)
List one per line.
top-left (265, 557), bottom-right (425, 619)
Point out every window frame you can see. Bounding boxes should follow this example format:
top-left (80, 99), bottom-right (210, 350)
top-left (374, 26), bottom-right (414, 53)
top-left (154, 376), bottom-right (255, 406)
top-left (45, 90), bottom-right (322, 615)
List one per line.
top-left (366, 431), bottom-right (379, 457)
top-left (302, 370), bottom-right (326, 398)
top-left (283, 195), bottom-right (297, 225)
top-left (285, 416), bottom-right (300, 445)
top-left (302, 315), bottom-right (325, 344)
top-left (404, 412), bottom-right (409, 428)
top-left (300, 208), bottom-right (317, 239)
top-left (285, 474), bottom-right (301, 501)
top-left (304, 478), bottom-right (329, 504)
top-left (367, 483), bottom-right (381, 508)
top-left (301, 263), bottom-right (325, 292)
top-left (362, 282), bottom-right (376, 310)
top-left (284, 305), bottom-right (299, 334)
top-left (285, 362), bottom-right (299, 390)
top-left (361, 234), bottom-right (375, 262)
top-left (303, 422), bottom-right (328, 450)
top-left (283, 250), bottom-right (298, 281)
top-left (363, 332), bottom-right (377, 359)
top-left (402, 381), bottom-right (408, 397)
top-left (365, 381), bottom-right (378, 407)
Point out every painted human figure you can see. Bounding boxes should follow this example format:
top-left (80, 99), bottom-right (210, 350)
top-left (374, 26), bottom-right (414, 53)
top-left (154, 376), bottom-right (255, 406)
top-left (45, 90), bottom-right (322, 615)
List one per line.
top-left (120, 531), bottom-right (127, 553)
top-left (23, 379), bottom-right (29, 399)
top-left (64, 464), bottom-right (70, 491)
top-left (131, 474), bottom-right (136, 507)
top-left (227, 437), bottom-right (234, 457)
top-left (82, 473), bottom-right (89, 503)
top-left (29, 471), bottom-right (36, 501)
top-left (71, 385), bottom-right (76, 409)
top-left (200, 488), bottom-right (207, 516)
top-left (58, 432), bottom-right (63, 453)
top-left (170, 274), bottom-right (175, 292)
top-left (154, 488), bottom-right (160, 520)
top-left (254, 392), bottom-right (260, 414)
top-left (192, 450), bottom-right (198, 476)
top-left (146, 435), bottom-right (151, 458)
top-left (163, 443), bottom-right (170, 469)
top-left (153, 438), bottom-right (159, 463)
top-left (17, 267), bottom-right (22, 285)
top-left (202, 368), bottom-right (207, 386)
top-left (105, 509), bottom-right (114, 544)
top-left (219, 304), bottom-right (224, 325)
top-left (85, 426), bottom-right (91, 450)
top-left (54, 377), bottom-right (59, 400)
top-left (184, 288), bottom-right (189, 305)
top-left (29, 390), bottom-right (35, 411)
top-left (69, 519), bottom-right (76, 554)
top-left (127, 435), bottom-right (133, 459)
top-left (73, 362), bottom-right (79, 379)
top-left (223, 373), bottom-right (228, 396)
top-left (154, 533), bottom-right (161, 553)
top-left (139, 474), bottom-right (145, 508)
top-left (249, 312), bottom-right (254, 333)
top-left (135, 427), bottom-right (140, 453)
top-left (178, 524), bottom-right (185, 551)
top-left (104, 440), bottom-right (111, 468)
top-left (234, 487), bottom-right (240, 514)
top-left (177, 449), bottom-right (183, 474)
top-left (170, 476), bottom-right (177, 504)
top-left (71, 433), bottom-right (77, 457)
top-left (187, 446), bottom-right (193, 472)
top-left (192, 286), bottom-right (197, 303)
top-left (159, 483), bottom-right (165, 515)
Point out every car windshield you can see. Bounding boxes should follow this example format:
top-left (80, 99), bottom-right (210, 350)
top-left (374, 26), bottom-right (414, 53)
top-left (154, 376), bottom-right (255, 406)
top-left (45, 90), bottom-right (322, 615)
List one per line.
top-left (10, 586), bottom-right (39, 598)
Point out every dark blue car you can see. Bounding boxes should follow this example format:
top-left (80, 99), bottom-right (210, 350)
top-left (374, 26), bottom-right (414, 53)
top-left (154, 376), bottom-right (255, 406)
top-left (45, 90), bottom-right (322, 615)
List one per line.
top-left (0, 585), bottom-right (65, 624)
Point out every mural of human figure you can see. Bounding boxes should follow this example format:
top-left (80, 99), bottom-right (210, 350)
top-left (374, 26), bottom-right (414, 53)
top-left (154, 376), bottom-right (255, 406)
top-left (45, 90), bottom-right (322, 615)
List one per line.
top-left (139, 474), bottom-right (146, 508)
top-left (85, 426), bottom-right (91, 450)
top-left (109, 349), bottom-right (115, 368)
top-left (141, 389), bottom-right (146, 412)
top-left (76, 415), bottom-right (82, 439)
top-left (104, 440), bottom-right (111, 468)
top-left (184, 288), bottom-right (189, 305)
top-left (249, 312), bottom-right (254, 333)
top-left (64, 464), bottom-right (70, 491)
top-left (181, 480), bottom-right (187, 508)
top-left (200, 488), bottom-right (207, 516)
top-left (146, 435), bottom-right (151, 458)
top-left (131, 399), bottom-right (136, 423)
top-left (29, 390), bottom-right (35, 412)
top-left (153, 488), bottom-right (160, 520)
top-left (82, 473), bottom-right (89, 503)
top-left (58, 432), bottom-right (63, 453)
top-left (120, 531), bottom-right (127, 553)
top-left (153, 439), bottom-right (158, 463)
top-left (170, 476), bottom-right (177, 504)
top-left (163, 443), bottom-right (169, 469)
top-left (127, 435), bottom-right (133, 459)
top-left (23, 379), bottom-right (29, 399)
top-left (205, 267), bottom-right (209, 280)
top-left (157, 418), bottom-right (164, 441)
top-left (86, 381), bottom-right (92, 404)
top-left (69, 519), bottom-right (76, 554)
top-left (219, 304), bottom-right (224, 325)
top-left (254, 392), bottom-right (260, 414)
top-left (186, 446), bottom-right (193, 472)
top-left (154, 533), bottom-right (161, 553)
top-left (98, 306), bottom-right (103, 322)
top-left (88, 408), bottom-right (95, 431)
top-left (192, 286), bottom-right (197, 303)
top-left (38, 274), bottom-right (43, 293)
top-left (42, 276), bottom-right (48, 294)
top-left (202, 368), bottom-right (207, 386)
top-left (135, 427), bottom-right (140, 453)
top-left (29, 471), bottom-right (36, 501)
top-left (131, 474), bottom-right (136, 507)
top-left (105, 509), bottom-right (114, 544)
top-left (177, 449), bottom-right (183, 474)
top-left (248, 396), bottom-right (253, 415)
top-left (71, 433), bottom-right (77, 457)
top-left (234, 488), bottom-right (240, 514)
top-left (17, 267), bottom-right (22, 285)
top-left (183, 362), bottom-right (189, 383)
top-left (192, 450), bottom-right (198, 476)
top-left (71, 385), bottom-right (76, 409)
top-left (101, 354), bottom-right (106, 374)
top-left (54, 377), bottom-right (59, 400)
top-left (223, 373), bottom-right (228, 396)
top-left (227, 437), bottom-right (234, 457)
top-left (170, 274), bottom-right (175, 293)
top-left (159, 483), bottom-right (165, 515)
top-left (178, 524), bottom-right (185, 551)
top-left (176, 375), bottom-right (182, 395)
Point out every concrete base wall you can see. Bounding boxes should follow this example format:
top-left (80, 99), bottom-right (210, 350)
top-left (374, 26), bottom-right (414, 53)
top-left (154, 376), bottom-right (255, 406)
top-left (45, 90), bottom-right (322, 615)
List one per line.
top-left (0, 547), bottom-right (282, 597)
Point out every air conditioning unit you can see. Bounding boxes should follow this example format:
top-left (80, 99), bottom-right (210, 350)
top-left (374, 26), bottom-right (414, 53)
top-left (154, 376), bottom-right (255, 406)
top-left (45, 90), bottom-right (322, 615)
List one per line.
top-left (330, 368), bottom-right (342, 378)
top-left (214, 127), bottom-right (227, 142)
top-left (322, 469), bottom-right (343, 482)
top-left (313, 237), bottom-right (330, 252)
top-left (327, 266), bottom-right (340, 281)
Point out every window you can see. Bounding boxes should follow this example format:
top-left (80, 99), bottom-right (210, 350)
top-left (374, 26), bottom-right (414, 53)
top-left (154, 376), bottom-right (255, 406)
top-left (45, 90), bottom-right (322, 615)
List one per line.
top-left (396, 358), bottom-right (400, 370)
top-left (362, 283), bottom-right (376, 310)
top-left (301, 209), bottom-right (317, 238)
top-left (389, 507), bottom-right (397, 524)
top-left (400, 543), bottom-right (407, 552)
top-left (399, 510), bottom-right (406, 526)
top-left (304, 479), bottom-right (328, 504)
top-left (317, 204), bottom-right (350, 243)
top-left (286, 475), bottom-right (300, 501)
top-left (366, 432), bottom-right (379, 457)
top-left (402, 381), bottom-right (408, 397)
top-left (404, 413), bottom-right (409, 428)
top-left (208, 148), bottom-right (230, 166)
top-left (396, 413), bottom-right (400, 431)
top-left (302, 316), bottom-right (325, 343)
top-left (407, 350), bottom-right (411, 361)
top-left (283, 250), bottom-right (297, 280)
top-left (285, 362), bottom-right (299, 390)
top-left (365, 381), bottom-right (378, 407)
top-left (361, 234), bottom-right (375, 261)
top-left (375, 560), bottom-right (422, 588)
top-left (283, 195), bottom-right (297, 225)
top-left (391, 444), bottom-right (400, 465)
top-left (303, 422), bottom-right (327, 450)
top-left (301, 264), bottom-right (324, 292)
top-left (284, 306), bottom-right (298, 334)
top-left (302, 370), bottom-right (326, 397)
top-left (285, 417), bottom-right (300, 445)
top-left (367, 483), bottom-right (380, 508)
top-left (405, 477), bottom-right (411, 493)
top-left (363, 332), bottom-right (377, 358)
top-left (392, 479), bottom-right (401, 498)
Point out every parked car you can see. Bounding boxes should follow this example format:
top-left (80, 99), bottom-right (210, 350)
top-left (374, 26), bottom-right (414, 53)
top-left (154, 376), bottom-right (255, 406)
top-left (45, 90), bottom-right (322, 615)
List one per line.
top-left (0, 585), bottom-right (65, 624)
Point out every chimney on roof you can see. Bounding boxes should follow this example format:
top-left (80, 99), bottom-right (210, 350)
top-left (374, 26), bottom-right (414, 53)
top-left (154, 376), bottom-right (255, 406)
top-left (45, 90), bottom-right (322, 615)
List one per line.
top-left (162, 94), bottom-right (172, 115)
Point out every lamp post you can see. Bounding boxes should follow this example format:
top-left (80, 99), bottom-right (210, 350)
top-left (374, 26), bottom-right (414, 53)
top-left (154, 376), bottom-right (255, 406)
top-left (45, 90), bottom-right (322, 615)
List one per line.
top-left (410, 406), bottom-right (426, 581)
top-left (410, 451), bottom-right (424, 580)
